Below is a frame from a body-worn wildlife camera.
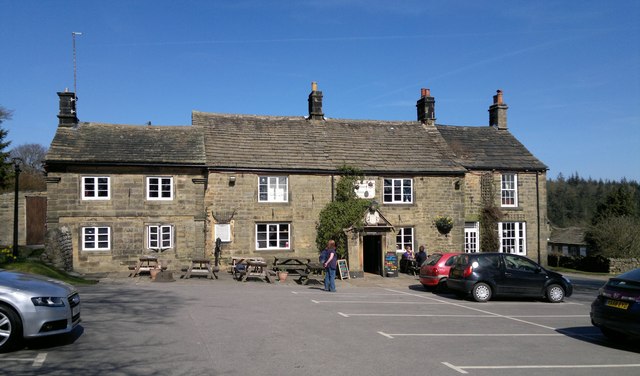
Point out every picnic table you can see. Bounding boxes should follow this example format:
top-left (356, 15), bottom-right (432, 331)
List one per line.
top-left (129, 256), bottom-right (158, 277)
top-left (273, 257), bottom-right (324, 285)
top-left (236, 258), bottom-right (271, 283)
top-left (183, 258), bottom-right (218, 279)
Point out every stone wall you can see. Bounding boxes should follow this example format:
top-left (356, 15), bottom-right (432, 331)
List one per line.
top-left (46, 166), bottom-right (207, 273)
top-left (205, 171), bottom-right (466, 267)
top-left (609, 258), bottom-right (640, 274)
top-left (41, 226), bottom-right (73, 271)
top-left (0, 191), bottom-right (31, 246)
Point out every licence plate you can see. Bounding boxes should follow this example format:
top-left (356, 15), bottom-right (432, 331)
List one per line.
top-left (606, 299), bottom-right (629, 310)
top-left (72, 305), bottom-right (80, 316)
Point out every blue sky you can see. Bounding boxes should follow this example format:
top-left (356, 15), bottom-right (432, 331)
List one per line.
top-left (1, 0), bottom-right (639, 181)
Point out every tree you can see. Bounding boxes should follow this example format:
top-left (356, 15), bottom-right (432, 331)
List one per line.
top-left (0, 106), bottom-right (13, 189)
top-left (586, 184), bottom-right (640, 257)
top-left (316, 166), bottom-right (371, 259)
top-left (9, 143), bottom-right (48, 191)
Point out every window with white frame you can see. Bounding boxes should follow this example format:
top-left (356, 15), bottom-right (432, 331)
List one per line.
top-left (147, 177), bottom-right (173, 200)
top-left (396, 227), bottom-right (414, 251)
top-left (464, 222), bottom-right (479, 253)
top-left (501, 173), bottom-right (518, 207)
top-left (383, 178), bottom-right (413, 203)
top-left (148, 225), bottom-right (173, 250)
top-left (258, 176), bottom-right (288, 202)
top-left (499, 222), bottom-right (526, 254)
top-left (256, 223), bottom-right (290, 250)
top-left (82, 227), bottom-right (110, 251)
top-left (82, 177), bottom-right (110, 200)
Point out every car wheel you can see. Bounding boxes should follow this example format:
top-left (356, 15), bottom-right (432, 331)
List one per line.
top-left (546, 284), bottom-right (565, 303)
top-left (0, 304), bottom-right (23, 353)
top-left (472, 282), bottom-right (492, 302)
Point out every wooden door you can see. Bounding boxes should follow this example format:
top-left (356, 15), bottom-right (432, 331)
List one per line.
top-left (26, 196), bottom-right (46, 245)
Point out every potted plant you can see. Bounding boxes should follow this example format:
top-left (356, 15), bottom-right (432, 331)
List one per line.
top-left (434, 215), bottom-right (453, 235)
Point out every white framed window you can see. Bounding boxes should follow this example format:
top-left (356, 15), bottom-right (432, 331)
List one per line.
top-left (148, 225), bottom-right (173, 250)
top-left (258, 176), bottom-right (288, 202)
top-left (383, 178), bottom-right (413, 204)
top-left (256, 223), bottom-right (290, 250)
top-left (82, 227), bottom-right (110, 251)
top-left (499, 222), bottom-right (526, 255)
top-left (396, 227), bottom-right (414, 251)
top-left (147, 177), bottom-right (173, 200)
top-left (501, 173), bottom-right (518, 207)
top-left (215, 223), bottom-right (231, 242)
top-left (464, 222), bottom-right (479, 253)
top-left (82, 177), bottom-right (110, 200)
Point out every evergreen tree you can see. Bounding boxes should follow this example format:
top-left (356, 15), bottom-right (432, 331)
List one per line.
top-left (0, 106), bottom-right (13, 189)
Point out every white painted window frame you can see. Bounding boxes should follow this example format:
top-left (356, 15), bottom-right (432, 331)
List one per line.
top-left (82, 226), bottom-right (111, 251)
top-left (147, 177), bottom-right (174, 200)
top-left (82, 176), bottom-right (111, 200)
top-left (255, 223), bottom-right (290, 250)
top-left (383, 178), bottom-right (413, 204)
top-left (396, 227), bottom-right (414, 252)
top-left (499, 221), bottom-right (526, 255)
top-left (501, 173), bottom-right (518, 207)
top-left (148, 224), bottom-right (173, 250)
top-left (258, 176), bottom-right (289, 203)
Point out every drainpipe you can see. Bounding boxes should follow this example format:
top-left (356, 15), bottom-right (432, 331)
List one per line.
top-left (331, 175), bottom-right (335, 202)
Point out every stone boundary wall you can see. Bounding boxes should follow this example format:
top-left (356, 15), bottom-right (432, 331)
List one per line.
top-left (609, 258), bottom-right (640, 274)
top-left (41, 226), bottom-right (73, 271)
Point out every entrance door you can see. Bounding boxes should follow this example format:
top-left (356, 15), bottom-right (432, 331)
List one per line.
top-left (26, 196), bottom-right (46, 245)
top-left (363, 235), bottom-right (382, 275)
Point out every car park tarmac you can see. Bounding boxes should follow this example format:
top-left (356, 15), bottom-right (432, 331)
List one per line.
top-left (1, 272), bottom-right (639, 376)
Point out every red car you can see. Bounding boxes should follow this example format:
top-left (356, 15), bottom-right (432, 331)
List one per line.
top-left (419, 252), bottom-right (461, 291)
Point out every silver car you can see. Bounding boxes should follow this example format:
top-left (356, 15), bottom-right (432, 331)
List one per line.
top-left (0, 269), bottom-right (81, 352)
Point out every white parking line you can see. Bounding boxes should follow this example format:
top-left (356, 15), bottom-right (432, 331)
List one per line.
top-left (311, 300), bottom-right (445, 304)
top-left (1, 352), bottom-right (47, 367)
top-left (379, 332), bottom-right (562, 339)
top-left (442, 361), bottom-right (640, 374)
top-left (338, 312), bottom-right (587, 318)
top-left (384, 288), bottom-right (558, 330)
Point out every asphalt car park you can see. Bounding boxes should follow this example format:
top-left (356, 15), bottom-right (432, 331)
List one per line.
top-left (1, 274), bottom-right (639, 376)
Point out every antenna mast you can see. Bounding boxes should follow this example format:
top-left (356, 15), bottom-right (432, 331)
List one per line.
top-left (72, 32), bottom-right (82, 99)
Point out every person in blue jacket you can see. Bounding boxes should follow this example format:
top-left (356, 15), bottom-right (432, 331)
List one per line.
top-left (323, 240), bottom-right (338, 292)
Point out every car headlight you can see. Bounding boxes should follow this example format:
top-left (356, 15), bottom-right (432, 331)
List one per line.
top-left (31, 297), bottom-right (65, 307)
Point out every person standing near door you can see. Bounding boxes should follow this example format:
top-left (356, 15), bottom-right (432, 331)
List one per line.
top-left (323, 239), bottom-right (337, 292)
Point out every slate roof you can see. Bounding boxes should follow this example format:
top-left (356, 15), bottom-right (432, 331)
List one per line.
top-left (549, 226), bottom-right (587, 246)
top-left (46, 122), bottom-right (206, 165)
top-left (192, 111), bottom-right (466, 174)
top-left (436, 125), bottom-right (547, 171)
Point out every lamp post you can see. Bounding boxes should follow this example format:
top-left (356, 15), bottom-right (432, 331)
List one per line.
top-left (12, 157), bottom-right (22, 259)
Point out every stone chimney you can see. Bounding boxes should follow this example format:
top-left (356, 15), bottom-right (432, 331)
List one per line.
top-left (308, 81), bottom-right (324, 120)
top-left (416, 88), bottom-right (436, 125)
top-left (57, 90), bottom-right (78, 127)
top-left (489, 89), bottom-right (508, 130)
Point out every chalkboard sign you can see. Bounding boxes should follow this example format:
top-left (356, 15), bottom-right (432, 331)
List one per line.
top-left (384, 251), bottom-right (398, 277)
top-left (337, 259), bottom-right (350, 280)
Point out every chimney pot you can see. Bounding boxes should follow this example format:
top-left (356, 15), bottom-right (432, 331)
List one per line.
top-left (311, 81), bottom-right (318, 92)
